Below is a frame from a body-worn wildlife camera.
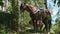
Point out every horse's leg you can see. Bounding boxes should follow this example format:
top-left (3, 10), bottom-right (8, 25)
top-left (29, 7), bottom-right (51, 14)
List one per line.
top-left (33, 20), bottom-right (37, 32)
top-left (33, 20), bottom-right (40, 32)
top-left (34, 20), bottom-right (44, 32)
top-left (43, 19), bottom-right (49, 34)
top-left (44, 23), bottom-right (49, 34)
top-left (46, 24), bottom-right (51, 34)
top-left (47, 24), bottom-right (50, 34)
top-left (45, 21), bottom-right (51, 34)
top-left (29, 19), bottom-right (37, 32)
top-left (47, 20), bottom-right (51, 34)
top-left (37, 20), bottom-right (43, 32)
top-left (29, 19), bottom-right (38, 32)
top-left (48, 20), bottom-right (51, 34)
top-left (37, 20), bottom-right (42, 32)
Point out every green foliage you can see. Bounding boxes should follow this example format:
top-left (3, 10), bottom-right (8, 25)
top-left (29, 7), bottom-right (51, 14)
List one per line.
top-left (51, 18), bottom-right (60, 34)
top-left (23, 0), bottom-right (30, 3)
top-left (58, 0), bottom-right (60, 3)
top-left (0, 1), bottom-right (4, 6)
top-left (38, 0), bottom-right (45, 7)
top-left (8, 6), bottom-right (12, 12)
top-left (0, 0), bottom-right (2, 1)
top-left (0, 0), bottom-right (19, 32)
top-left (47, 16), bottom-right (52, 20)
top-left (54, 0), bottom-right (56, 3)
top-left (10, 0), bottom-right (19, 32)
top-left (1, 0), bottom-right (60, 34)
top-left (0, 11), bottom-right (19, 33)
top-left (24, 11), bottom-right (31, 23)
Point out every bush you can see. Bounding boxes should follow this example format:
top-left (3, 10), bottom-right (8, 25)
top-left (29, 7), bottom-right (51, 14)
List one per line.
top-left (0, 11), bottom-right (18, 32)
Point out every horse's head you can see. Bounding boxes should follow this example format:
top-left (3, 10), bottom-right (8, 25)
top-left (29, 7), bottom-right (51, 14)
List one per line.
top-left (20, 3), bottom-right (28, 13)
top-left (20, 3), bottom-right (37, 13)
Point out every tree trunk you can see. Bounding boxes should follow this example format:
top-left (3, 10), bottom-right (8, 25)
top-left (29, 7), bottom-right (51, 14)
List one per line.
top-left (45, 0), bottom-right (48, 9)
top-left (34, 0), bottom-right (38, 6)
top-left (4, 0), bottom-right (8, 12)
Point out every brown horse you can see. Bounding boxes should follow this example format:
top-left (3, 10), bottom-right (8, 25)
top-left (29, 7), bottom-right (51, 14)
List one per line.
top-left (20, 3), bottom-right (52, 34)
